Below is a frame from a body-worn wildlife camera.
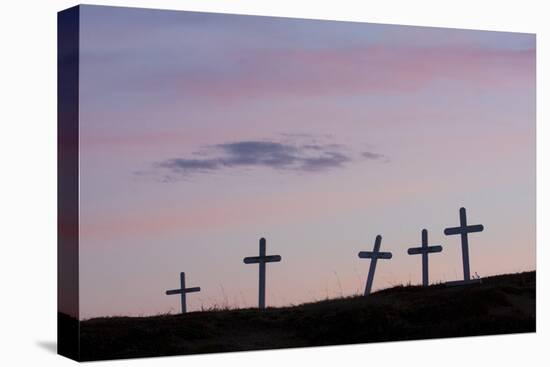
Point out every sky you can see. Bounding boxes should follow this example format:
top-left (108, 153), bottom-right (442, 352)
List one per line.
top-left (77, 5), bottom-right (535, 319)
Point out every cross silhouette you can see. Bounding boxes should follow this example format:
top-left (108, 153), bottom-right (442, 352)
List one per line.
top-left (444, 207), bottom-right (484, 285)
top-left (358, 235), bottom-right (392, 295)
top-left (243, 237), bottom-right (281, 309)
top-left (165, 272), bottom-right (201, 314)
top-left (407, 229), bottom-right (443, 287)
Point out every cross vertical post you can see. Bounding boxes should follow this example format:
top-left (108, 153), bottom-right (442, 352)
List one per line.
top-left (358, 235), bottom-right (392, 296)
top-left (180, 272), bottom-right (187, 314)
top-left (444, 207), bottom-right (484, 285)
top-left (243, 237), bottom-right (282, 309)
top-left (459, 208), bottom-right (470, 281)
top-left (365, 236), bottom-right (381, 295)
top-left (421, 230), bottom-right (429, 286)
top-left (407, 229), bottom-right (443, 287)
top-left (258, 238), bottom-right (266, 309)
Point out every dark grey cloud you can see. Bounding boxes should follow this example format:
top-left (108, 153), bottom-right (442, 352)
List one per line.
top-left (154, 140), bottom-right (374, 178)
top-left (362, 151), bottom-right (385, 160)
top-left (216, 141), bottom-right (299, 168)
top-left (299, 152), bottom-right (351, 172)
top-left (158, 158), bottom-right (221, 172)
top-left (146, 139), bottom-right (387, 180)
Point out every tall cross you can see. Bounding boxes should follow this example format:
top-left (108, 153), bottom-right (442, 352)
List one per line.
top-left (243, 237), bottom-right (281, 309)
top-left (358, 235), bottom-right (392, 296)
top-left (165, 272), bottom-right (201, 314)
top-left (444, 207), bottom-right (484, 284)
top-left (407, 229), bottom-right (443, 287)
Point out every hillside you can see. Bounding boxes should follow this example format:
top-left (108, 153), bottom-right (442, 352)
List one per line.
top-left (75, 271), bottom-right (535, 361)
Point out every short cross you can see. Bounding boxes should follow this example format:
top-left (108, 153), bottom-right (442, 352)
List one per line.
top-left (444, 207), bottom-right (484, 285)
top-left (243, 237), bottom-right (281, 309)
top-left (358, 235), bottom-right (392, 296)
top-left (165, 272), bottom-right (201, 314)
top-left (407, 229), bottom-right (443, 287)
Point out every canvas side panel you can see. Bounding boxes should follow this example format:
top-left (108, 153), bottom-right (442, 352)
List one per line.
top-left (57, 5), bottom-right (80, 361)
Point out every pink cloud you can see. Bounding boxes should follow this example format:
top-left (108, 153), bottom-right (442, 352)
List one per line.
top-left (170, 44), bottom-right (534, 100)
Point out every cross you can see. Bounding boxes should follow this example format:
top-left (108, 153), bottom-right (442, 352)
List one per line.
top-left (165, 272), bottom-right (201, 314)
top-left (444, 207), bottom-right (484, 285)
top-left (243, 237), bottom-right (281, 309)
top-left (358, 235), bottom-right (392, 296)
top-left (407, 229), bottom-right (443, 287)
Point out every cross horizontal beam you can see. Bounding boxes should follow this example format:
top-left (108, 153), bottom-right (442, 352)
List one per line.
top-left (243, 255), bottom-right (282, 264)
top-left (407, 245), bottom-right (442, 255)
top-left (358, 251), bottom-right (392, 259)
top-left (165, 287), bottom-right (201, 295)
top-left (444, 224), bottom-right (483, 235)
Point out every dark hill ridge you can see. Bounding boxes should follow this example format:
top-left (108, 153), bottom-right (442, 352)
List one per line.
top-left (77, 271), bottom-right (535, 361)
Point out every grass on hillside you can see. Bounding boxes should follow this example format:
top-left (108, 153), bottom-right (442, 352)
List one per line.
top-left (63, 271), bottom-right (535, 361)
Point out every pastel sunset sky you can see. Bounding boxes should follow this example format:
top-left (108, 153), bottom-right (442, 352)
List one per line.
top-left (77, 5), bottom-right (535, 319)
